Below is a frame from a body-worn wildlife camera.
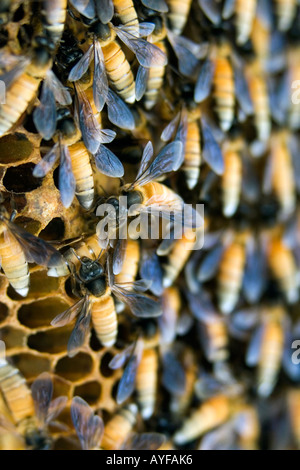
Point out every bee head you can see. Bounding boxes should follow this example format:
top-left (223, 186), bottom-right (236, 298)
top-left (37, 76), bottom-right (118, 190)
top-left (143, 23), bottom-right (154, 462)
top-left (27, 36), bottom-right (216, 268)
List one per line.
top-left (79, 258), bottom-right (104, 282)
top-left (123, 190), bottom-right (143, 208)
top-left (90, 21), bottom-right (112, 42)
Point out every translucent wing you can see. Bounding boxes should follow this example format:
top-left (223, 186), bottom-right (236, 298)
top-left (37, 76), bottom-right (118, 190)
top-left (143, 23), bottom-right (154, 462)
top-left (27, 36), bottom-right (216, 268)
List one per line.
top-left (174, 110), bottom-right (188, 169)
top-left (289, 135), bottom-right (300, 193)
top-left (161, 112), bottom-right (180, 142)
top-left (69, 0), bottom-right (96, 19)
top-left (135, 65), bottom-right (149, 101)
top-left (6, 220), bottom-right (65, 268)
top-left (106, 89), bottom-right (135, 130)
top-left (167, 31), bottom-right (201, 78)
top-left (67, 299), bottom-right (91, 357)
top-left (114, 26), bottom-right (167, 68)
top-left (140, 249), bottom-right (163, 296)
top-left (0, 59), bottom-right (28, 88)
top-left (33, 142), bottom-right (60, 178)
top-left (134, 22), bottom-right (156, 37)
top-left (116, 355), bottom-right (139, 404)
top-left (113, 285), bottom-right (162, 318)
top-left (94, 144), bottom-right (124, 177)
top-left (222, 0), bottom-right (235, 19)
top-left (246, 325), bottom-right (264, 367)
top-left (197, 243), bottom-right (224, 281)
top-left (201, 118), bottom-right (224, 175)
top-left (48, 70), bottom-right (72, 105)
top-left (269, 73), bottom-right (290, 125)
top-left (161, 350), bottom-right (186, 395)
top-left (93, 41), bottom-right (109, 112)
top-left (46, 396), bottom-right (68, 424)
top-left (31, 372), bottom-right (53, 427)
top-left (198, 0), bottom-right (221, 24)
top-left (59, 144), bottom-right (76, 208)
top-left (194, 59), bottom-right (215, 103)
top-left (51, 298), bottom-right (86, 327)
top-left (95, 0), bottom-right (114, 23)
top-left (109, 342), bottom-right (136, 370)
top-left (234, 64), bottom-right (254, 117)
top-left (122, 432), bottom-right (166, 450)
top-left (112, 238), bottom-right (127, 275)
top-left (68, 45), bottom-right (93, 82)
top-left (33, 80), bottom-right (57, 141)
top-left (141, 0), bottom-right (168, 12)
top-left (136, 141), bottom-right (154, 181)
top-left (71, 396), bottom-right (104, 450)
top-left (75, 83), bottom-right (101, 154)
top-left (243, 240), bottom-right (266, 304)
top-left (132, 141), bottom-right (183, 187)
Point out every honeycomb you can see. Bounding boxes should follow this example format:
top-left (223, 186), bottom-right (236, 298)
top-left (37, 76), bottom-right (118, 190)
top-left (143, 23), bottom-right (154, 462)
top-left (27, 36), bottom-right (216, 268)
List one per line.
top-left (0, 0), bottom-right (299, 451)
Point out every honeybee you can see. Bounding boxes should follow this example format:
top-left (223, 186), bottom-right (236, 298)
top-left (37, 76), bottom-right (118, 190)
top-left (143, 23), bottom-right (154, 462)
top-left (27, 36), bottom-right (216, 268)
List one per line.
top-left (101, 403), bottom-right (138, 450)
top-left (114, 238), bottom-right (140, 285)
top-left (158, 287), bottom-right (181, 344)
top-left (33, 103), bottom-right (121, 208)
top-left (0, 367), bottom-right (67, 450)
top-left (245, 305), bottom-right (286, 397)
top-left (70, 0), bottom-right (114, 24)
top-left (221, 138), bottom-right (243, 217)
top-left (274, 0), bottom-right (298, 31)
top-left (139, 240), bottom-right (164, 296)
top-left (166, 0), bottom-right (192, 35)
top-left (51, 249), bottom-right (161, 356)
top-left (71, 396), bottom-right (165, 450)
top-left (41, 0), bottom-right (68, 46)
top-left (235, 0), bottom-right (257, 45)
top-left (0, 206), bottom-right (65, 297)
top-left (169, 348), bottom-right (197, 416)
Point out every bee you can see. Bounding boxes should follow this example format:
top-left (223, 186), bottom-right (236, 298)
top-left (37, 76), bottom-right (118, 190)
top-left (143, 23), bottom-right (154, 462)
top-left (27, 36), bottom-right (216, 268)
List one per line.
top-left (287, 389), bottom-right (300, 448)
top-left (245, 305), bottom-right (286, 397)
top-left (158, 287), bottom-right (181, 345)
top-left (136, 345), bottom-right (159, 419)
top-left (267, 234), bottom-right (299, 304)
top-left (0, 206), bottom-right (65, 297)
top-left (68, 19), bottom-right (167, 111)
top-left (114, 239), bottom-right (140, 285)
top-left (41, 0), bottom-right (68, 46)
top-left (33, 104), bottom-right (120, 209)
top-left (69, 0), bottom-right (114, 24)
top-left (169, 347), bottom-right (197, 417)
top-left (101, 403), bottom-right (138, 450)
top-left (274, 0), bottom-right (298, 31)
top-left (235, 0), bottom-right (257, 45)
top-left (71, 396), bottom-right (165, 450)
top-left (0, 367), bottom-right (67, 450)
top-left (0, 46), bottom-right (53, 137)
top-left (166, 0), bottom-right (192, 35)
top-left (222, 138), bottom-right (243, 217)
top-left (113, 0), bottom-right (139, 30)
top-left (51, 249), bottom-right (161, 355)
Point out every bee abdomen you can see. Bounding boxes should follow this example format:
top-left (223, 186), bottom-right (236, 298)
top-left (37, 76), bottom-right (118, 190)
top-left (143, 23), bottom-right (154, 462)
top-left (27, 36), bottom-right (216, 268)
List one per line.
top-left (213, 58), bottom-right (235, 132)
top-left (163, 230), bottom-right (197, 288)
top-left (0, 74), bottom-right (40, 137)
top-left (275, 0), bottom-right (297, 31)
top-left (69, 141), bottom-right (94, 210)
top-left (144, 42), bottom-right (167, 110)
top-left (173, 395), bottom-right (231, 444)
top-left (0, 362), bottom-right (34, 423)
top-left (0, 232), bottom-right (29, 297)
top-left (91, 292), bottom-right (117, 347)
top-left (248, 74), bottom-right (270, 142)
top-left (136, 348), bottom-right (158, 419)
top-left (258, 322), bottom-right (283, 397)
top-left (271, 136), bottom-right (296, 216)
top-left (112, 0), bottom-right (139, 30)
top-left (115, 239), bottom-right (139, 285)
top-left (268, 239), bottom-right (299, 303)
top-left (102, 41), bottom-right (135, 104)
top-left (236, 0), bottom-right (257, 45)
top-left (101, 404), bottom-right (137, 450)
top-left (182, 120), bottom-right (201, 190)
top-left (41, 0), bottom-right (67, 45)
top-left (222, 150), bottom-right (242, 217)
top-left (167, 0), bottom-right (192, 35)
top-left (218, 242), bottom-right (246, 314)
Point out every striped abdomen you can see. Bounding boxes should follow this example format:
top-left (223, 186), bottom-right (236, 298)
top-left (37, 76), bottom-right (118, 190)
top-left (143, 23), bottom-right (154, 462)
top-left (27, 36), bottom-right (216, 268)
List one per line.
top-left (69, 141), bottom-right (94, 210)
top-left (144, 41), bottom-right (167, 110)
top-left (91, 289), bottom-right (117, 347)
top-left (213, 56), bottom-right (235, 132)
top-left (0, 229), bottom-right (29, 297)
top-left (182, 119), bottom-right (201, 189)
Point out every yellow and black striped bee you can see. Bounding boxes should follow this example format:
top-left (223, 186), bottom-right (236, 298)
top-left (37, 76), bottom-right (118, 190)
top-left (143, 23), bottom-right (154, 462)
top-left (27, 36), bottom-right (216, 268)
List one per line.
top-left (0, 205), bottom-right (65, 297)
top-left (166, 0), bottom-right (192, 35)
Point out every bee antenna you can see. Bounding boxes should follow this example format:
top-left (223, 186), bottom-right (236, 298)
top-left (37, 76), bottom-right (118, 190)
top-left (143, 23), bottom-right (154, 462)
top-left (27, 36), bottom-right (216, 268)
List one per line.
top-left (70, 248), bottom-right (82, 263)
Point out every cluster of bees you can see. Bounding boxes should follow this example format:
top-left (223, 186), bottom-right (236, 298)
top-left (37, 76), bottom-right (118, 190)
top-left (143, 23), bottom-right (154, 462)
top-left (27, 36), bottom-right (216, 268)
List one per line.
top-left (0, 0), bottom-right (299, 451)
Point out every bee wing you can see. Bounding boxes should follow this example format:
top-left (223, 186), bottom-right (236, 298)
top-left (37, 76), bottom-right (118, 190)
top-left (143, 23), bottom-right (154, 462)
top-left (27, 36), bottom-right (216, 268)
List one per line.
top-left (71, 396), bottom-right (104, 450)
top-left (59, 144), bottom-right (76, 208)
top-left (198, 0), bottom-right (221, 25)
top-left (31, 372), bottom-right (53, 427)
top-left (134, 22), bottom-right (156, 37)
top-left (133, 141), bottom-right (183, 187)
top-left (116, 355), bottom-right (139, 404)
top-left (46, 396), bottom-right (68, 425)
top-left (69, 0), bottom-right (96, 19)
top-left (229, 308), bottom-right (260, 340)
top-left (51, 298), bottom-right (86, 327)
top-left (257, 0), bottom-right (274, 29)
top-left (95, 0), bottom-right (114, 23)
top-left (167, 31), bottom-right (201, 78)
top-left (197, 243), bottom-right (224, 282)
top-left (234, 65), bottom-right (254, 117)
top-left (113, 285), bottom-right (162, 318)
top-left (135, 65), bottom-right (149, 101)
top-left (201, 117), bottom-right (224, 175)
top-left (199, 423), bottom-right (236, 450)
top-left (141, 0), bottom-right (168, 13)
top-left (68, 45), bottom-right (93, 82)
top-left (135, 141), bottom-right (154, 181)
top-left (186, 289), bottom-right (217, 322)
top-left (122, 432), bottom-right (166, 450)
top-left (113, 238), bottom-right (127, 275)
top-left (140, 249), bottom-right (163, 296)
top-left (33, 79), bottom-right (57, 141)
top-left (109, 342), bottom-right (136, 370)
top-left (161, 350), bottom-right (186, 395)
top-left (269, 73), bottom-right (290, 126)
top-left (194, 59), bottom-right (215, 103)
top-left (94, 144), bottom-right (124, 177)
top-left (174, 110), bottom-right (188, 169)
top-left (114, 26), bottom-right (167, 68)
top-left (67, 299), bottom-right (91, 358)
top-left (246, 325), bottom-right (265, 367)
top-left (243, 240), bottom-right (266, 304)
top-left (222, 0), bottom-right (235, 19)
top-left (289, 135), bottom-right (300, 193)
top-left (241, 152), bottom-right (260, 202)
top-left (262, 152), bottom-right (274, 195)
top-left (106, 89), bottom-right (135, 130)
top-left (116, 279), bottom-right (153, 293)
top-left (161, 112), bottom-right (180, 142)
top-left (6, 220), bottom-right (65, 269)
top-left (93, 41), bottom-right (109, 112)
top-left (33, 142), bottom-right (60, 178)
top-left (75, 84), bottom-right (101, 154)
top-left (0, 59), bottom-right (28, 88)
top-left (176, 312), bottom-right (193, 336)
top-left (47, 70), bottom-right (72, 106)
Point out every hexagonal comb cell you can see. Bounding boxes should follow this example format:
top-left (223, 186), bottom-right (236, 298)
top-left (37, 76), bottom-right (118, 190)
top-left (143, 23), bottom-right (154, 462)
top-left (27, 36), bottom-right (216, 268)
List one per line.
top-left (18, 298), bottom-right (69, 328)
top-left (74, 381), bottom-right (102, 405)
top-left (54, 353), bottom-right (94, 382)
top-left (27, 326), bottom-right (74, 354)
